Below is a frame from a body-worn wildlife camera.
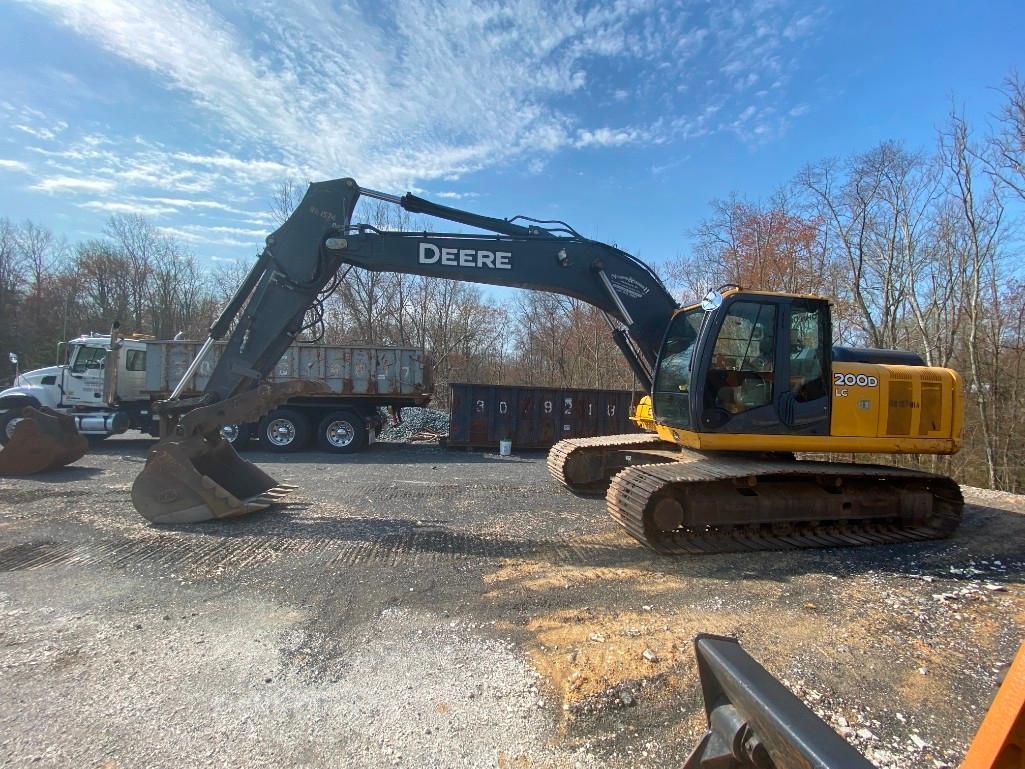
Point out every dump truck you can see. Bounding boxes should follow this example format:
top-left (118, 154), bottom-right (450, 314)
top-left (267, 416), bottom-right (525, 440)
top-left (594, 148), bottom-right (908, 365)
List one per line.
top-left (0, 332), bottom-right (432, 463)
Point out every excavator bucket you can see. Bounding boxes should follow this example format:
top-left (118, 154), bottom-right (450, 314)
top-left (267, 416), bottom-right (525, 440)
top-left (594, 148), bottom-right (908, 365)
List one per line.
top-left (0, 406), bottom-right (88, 476)
top-left (131, 433), bottom-right (296, 524)
top-left (130, 380), bottom-right (323, 524)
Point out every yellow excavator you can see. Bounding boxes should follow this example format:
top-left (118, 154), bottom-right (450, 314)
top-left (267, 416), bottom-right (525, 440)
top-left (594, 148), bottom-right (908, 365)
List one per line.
top-left (121, 178), bottom-right (963, 554)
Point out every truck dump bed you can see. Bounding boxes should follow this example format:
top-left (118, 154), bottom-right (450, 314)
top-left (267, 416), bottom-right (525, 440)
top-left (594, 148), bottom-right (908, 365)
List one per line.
top-left (144, 341), bottom-right (432, 403)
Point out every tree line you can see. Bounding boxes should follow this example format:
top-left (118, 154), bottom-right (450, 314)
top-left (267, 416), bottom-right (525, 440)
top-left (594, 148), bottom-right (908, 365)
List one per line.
top-left (1, 73), bottom-right (1022, 490)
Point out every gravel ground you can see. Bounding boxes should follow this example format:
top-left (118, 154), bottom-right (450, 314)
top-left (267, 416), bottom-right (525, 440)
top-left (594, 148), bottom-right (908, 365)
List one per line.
top-left (1, 435), bottom-right (1023, 769)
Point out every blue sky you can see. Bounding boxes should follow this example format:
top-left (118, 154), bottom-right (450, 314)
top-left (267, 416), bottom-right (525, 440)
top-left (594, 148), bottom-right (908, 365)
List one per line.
top-left (0, 0), bottom-right (1022, 273)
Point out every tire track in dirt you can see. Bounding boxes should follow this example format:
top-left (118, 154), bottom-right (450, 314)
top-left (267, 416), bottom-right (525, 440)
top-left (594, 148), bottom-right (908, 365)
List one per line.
top-left (0, 527), bottom-right (645, 576)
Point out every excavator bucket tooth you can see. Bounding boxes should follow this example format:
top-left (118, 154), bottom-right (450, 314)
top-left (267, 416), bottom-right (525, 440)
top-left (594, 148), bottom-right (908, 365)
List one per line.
top-left (131, 433), bottom-right (290, 524)
top-left (0, 406), bottom-right (88, 476)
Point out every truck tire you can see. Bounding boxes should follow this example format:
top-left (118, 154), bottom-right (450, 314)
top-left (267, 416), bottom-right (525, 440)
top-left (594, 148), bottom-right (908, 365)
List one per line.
top-left (220, 422), bottom-right (252, 450)
top-left (257, 409), bottom-right (310, 452)
top-left (0, 410), bottom-right (25, 446)
top-left (316, 410), bottom-right (367, 453)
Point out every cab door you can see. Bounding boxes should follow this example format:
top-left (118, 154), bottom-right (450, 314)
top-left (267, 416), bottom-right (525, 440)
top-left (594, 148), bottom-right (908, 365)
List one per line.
top-left (692, 294), bottom-right (831, 435)
top-left (63, 344), bottom-right (108, 406)
top-left (694, 296), bottom-right (785, 433)
top-left (778, 299), bottom-right (830, 435)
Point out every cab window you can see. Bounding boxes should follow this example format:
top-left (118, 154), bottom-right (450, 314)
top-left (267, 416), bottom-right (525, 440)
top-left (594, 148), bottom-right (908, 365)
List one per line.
top-left (705, 301), bottom-right (776, 415)
top-left (125, 349), bottom-right (147, 371)
top-left (788, 305), bottom-right (826, 402)
top-left (653, 308), bottom-right (704, 426)
top-left (70, 345), bottom-right (105, 374)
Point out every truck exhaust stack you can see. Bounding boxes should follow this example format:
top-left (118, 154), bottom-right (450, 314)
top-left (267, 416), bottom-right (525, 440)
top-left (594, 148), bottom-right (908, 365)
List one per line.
top-left (0, 406), bottom-right (88, 476)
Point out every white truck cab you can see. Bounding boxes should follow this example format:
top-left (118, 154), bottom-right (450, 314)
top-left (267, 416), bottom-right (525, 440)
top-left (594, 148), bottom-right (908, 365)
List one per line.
top-left (0, 334), bottom-right (151, 442)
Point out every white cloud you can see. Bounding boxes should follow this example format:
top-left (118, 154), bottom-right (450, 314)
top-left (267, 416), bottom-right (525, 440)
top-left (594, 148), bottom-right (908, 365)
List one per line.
top-left (3, 0), bottom-right (823, 265)
top-left (433, 191), bottom-right (479, 200)
top-left (15, 0), bottom-right (823, 192)
top-left (13, 122), bottom-right (66, 141)
top-left (33, 175), bottom-right (115, 193)
top-left (574, 126), bottom-right (649, 148)
top-left (78, 200), bottom-right (177, 216)
top-left (784, 13), bottom-right (819, 41)
top-left (157, 225), bottom-right (258, 247)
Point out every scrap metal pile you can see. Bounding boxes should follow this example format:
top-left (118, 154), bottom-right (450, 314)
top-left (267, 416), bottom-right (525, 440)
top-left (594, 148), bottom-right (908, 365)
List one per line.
top-left (378, 407), bottom-right (450, 443)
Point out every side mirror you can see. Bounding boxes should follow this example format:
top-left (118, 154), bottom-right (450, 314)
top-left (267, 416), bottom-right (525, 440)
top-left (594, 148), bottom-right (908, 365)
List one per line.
top-left (701, 290), bottom-right (723, 312)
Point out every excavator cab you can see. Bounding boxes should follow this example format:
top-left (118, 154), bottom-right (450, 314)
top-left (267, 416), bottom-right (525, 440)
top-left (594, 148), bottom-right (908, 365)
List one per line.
top-left (652, 290), bottom-right (831, 437)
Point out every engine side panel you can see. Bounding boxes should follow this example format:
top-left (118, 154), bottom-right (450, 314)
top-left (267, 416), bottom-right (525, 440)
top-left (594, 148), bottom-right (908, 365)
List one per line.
top-left (829, 362), bottom-right (962, 443)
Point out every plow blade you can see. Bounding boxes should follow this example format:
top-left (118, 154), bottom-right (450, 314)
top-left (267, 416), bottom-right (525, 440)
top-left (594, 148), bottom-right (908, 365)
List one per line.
top-left (130, 380), bottom-right (323, 524)
top-left (0, 406), bottom-right (88, 476)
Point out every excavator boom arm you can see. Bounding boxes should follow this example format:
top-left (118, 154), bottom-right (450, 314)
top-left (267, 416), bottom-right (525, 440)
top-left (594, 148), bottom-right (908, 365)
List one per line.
top-left (200, 177), bottom-right (677, 403)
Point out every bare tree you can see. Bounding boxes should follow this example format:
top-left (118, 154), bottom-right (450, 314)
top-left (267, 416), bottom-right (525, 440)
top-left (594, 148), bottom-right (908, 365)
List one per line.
top-left (940, 107), bottom-right (1005, 488)
top-left (269, 178), bottom-right (308, 225)
top-left (104, 215), bottom-right (163, 331)
top-left (987, 71), bottom-right (1025, 202)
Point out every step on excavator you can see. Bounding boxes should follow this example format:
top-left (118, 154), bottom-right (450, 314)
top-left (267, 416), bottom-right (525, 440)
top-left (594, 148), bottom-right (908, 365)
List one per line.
top-left (131, 177), bottom-right (965, 554)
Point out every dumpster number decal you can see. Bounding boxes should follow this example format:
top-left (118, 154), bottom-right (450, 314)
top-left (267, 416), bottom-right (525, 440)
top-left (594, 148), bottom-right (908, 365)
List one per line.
top-left (544, 400), bottom-right (553, 413)
top-left (608, 404), bottom-right (616, 416)
top-left (564, 397), bottom-right (573, 415)
top-left (476, 400), bottom-right (485, 412)
top-left (499, 401), bottom-right (508, 414)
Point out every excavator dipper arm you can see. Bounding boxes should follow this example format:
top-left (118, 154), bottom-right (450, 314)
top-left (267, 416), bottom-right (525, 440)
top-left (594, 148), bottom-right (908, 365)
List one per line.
top-left (131, 177), bottom-right (677, 523)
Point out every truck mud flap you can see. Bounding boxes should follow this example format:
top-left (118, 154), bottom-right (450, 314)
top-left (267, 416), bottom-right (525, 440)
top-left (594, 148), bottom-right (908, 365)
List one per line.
top-left (130, 381), bottom-right (320, 524)
top-left (0, 406), bottom-right (88, 476)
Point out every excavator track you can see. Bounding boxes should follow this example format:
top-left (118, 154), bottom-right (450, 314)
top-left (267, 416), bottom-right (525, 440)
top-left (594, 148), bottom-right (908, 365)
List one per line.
top-left (547, 433), bottom-right (677, 494)
top-left (607, 454), bottom-right (963, 554)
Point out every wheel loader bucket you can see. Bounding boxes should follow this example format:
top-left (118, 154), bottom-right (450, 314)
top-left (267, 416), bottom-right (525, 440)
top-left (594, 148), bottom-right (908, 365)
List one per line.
top-left (131, 433), bottom-right (296, 524)
top-left (0, 406), bottom-right (88, 476)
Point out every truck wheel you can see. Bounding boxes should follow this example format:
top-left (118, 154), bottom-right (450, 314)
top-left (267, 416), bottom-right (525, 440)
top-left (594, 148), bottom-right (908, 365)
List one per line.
top-left (316, 411), bottom-right (367, 453)
top-left (258, 409), bottom-right (310, 452)
top-left (220, 423), bottom-right (251, 450)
